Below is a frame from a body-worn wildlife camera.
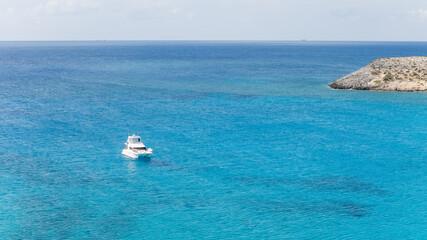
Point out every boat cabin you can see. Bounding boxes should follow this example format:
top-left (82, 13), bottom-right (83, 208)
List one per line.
top-left (125, 135), bottom-right (147, 151)
top-left (128, 135), bottom-right (141, 143)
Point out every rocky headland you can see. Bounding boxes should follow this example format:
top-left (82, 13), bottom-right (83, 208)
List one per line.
top-left (329, 57), bottom-right (427, 92)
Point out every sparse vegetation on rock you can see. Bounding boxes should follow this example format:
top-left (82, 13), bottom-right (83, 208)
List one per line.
top-left (383, 72), bottom-right (393, 82)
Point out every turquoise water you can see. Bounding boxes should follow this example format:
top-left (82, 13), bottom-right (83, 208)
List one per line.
top-left (0, 41), bottom-right (426, 239)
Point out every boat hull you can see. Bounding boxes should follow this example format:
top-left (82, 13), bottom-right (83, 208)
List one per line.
top-left (122, 149), bottom-right (152, 159)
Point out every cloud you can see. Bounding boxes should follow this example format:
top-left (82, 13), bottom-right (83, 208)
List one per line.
top-left (408, 9), bottom-right (427, 22)
top-left (330, 9), bottom-right (361, 21)
top-left (6, 7), bottom-right (14, 14)
top-left (187, 12), bottom-right (195, 20)
top-left (38, 0), bottom-right (105, 16)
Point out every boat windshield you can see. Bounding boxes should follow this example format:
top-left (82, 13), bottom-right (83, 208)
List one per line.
top-left (130, 137), bottom-right (141, 142)
top-left (132, 147), bottom-right (146, 150)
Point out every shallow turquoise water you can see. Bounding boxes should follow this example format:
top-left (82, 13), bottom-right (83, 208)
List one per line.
top-left (0, 41), bottom-right (426, 239)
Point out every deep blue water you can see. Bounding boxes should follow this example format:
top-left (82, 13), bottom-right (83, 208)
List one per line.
top-left (0, 41), bottom-right (426, 239)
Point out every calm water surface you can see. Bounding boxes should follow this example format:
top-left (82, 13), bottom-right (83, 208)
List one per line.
top-left (0, 41), bottom-right (426, 239)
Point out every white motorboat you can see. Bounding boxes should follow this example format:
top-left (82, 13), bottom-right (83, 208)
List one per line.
top-left (122, 134), bottom-right (153, 159)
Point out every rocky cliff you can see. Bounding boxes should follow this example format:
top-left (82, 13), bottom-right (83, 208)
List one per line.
top-left (329, 57), bottom-right (427, 92)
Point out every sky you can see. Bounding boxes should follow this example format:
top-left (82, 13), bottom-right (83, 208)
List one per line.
top-left (0, 0), bottom-right (427, 41)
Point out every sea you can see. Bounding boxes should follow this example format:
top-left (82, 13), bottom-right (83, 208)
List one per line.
top-left (0, 41), bottom-right (426, 239)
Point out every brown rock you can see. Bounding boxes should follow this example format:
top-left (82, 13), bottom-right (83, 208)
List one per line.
top-left (329, 57), bottom-right (427, 92)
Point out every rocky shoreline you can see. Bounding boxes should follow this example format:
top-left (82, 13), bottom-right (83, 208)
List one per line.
top-left (329, 57), bottom-right (427, 92)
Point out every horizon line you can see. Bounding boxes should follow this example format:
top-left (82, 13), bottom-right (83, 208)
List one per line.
top-left (1, 40), bottom-right (427, 42)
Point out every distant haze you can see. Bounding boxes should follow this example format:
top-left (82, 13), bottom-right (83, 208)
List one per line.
top-left (1, 0), bottom-right (427, 41)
